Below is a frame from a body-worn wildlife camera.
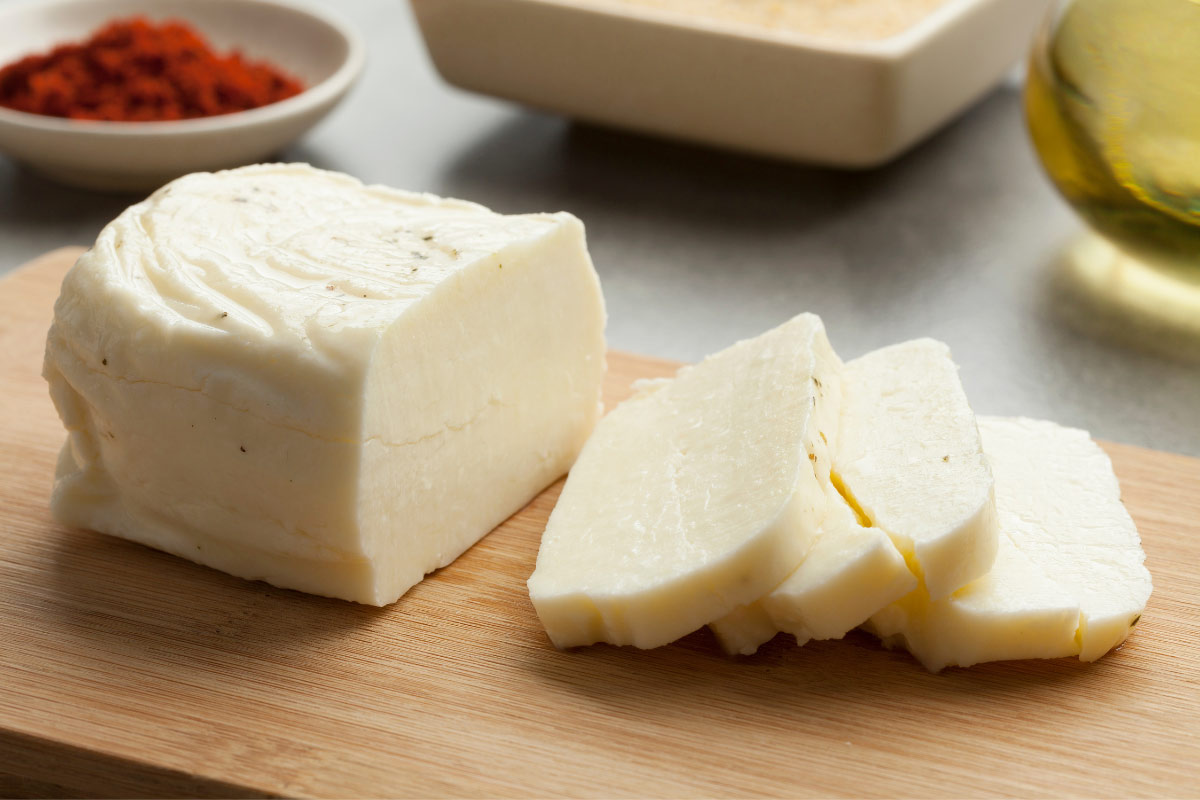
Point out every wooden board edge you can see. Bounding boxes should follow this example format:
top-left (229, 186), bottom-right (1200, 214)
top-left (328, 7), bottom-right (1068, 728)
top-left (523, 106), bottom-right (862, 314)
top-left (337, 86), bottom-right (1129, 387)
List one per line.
top-left (0, 728), bottom-right (276, 800)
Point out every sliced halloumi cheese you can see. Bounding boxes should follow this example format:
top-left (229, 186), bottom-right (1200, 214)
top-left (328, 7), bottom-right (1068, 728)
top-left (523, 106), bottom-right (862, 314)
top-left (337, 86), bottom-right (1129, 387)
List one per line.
top-left (709, 338), bottom-right (987, 654)
top-left (527, 314), bottom-right (842, 649)
top-left (866, 416), bottom-right (1153, 671)
top-left (44, 164), bottom-right (607, 605)
top-left (835, 339), bottom-right (998, 601)
top-left (709, 485), bottom-right (916, 655)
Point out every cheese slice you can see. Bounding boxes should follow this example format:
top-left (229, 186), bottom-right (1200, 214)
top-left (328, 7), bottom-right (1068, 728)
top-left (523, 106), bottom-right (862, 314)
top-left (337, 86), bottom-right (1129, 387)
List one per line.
top-left (835, 339), bottom-right (998, 600)
top-left (44, 163), bottom-right (607, 605)
top-left (527, 314), bottom-right (841, 649)
top-left (867, 417), bottom-right (1153, 671)
top-left (709, 338), bottom-right (986, 654)
top-left (710, 484), bottom-right (916, 655)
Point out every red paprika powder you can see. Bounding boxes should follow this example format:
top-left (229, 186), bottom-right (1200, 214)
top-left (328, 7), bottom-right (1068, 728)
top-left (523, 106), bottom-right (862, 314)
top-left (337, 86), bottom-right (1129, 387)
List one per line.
top-left (0, 17), bottom-right (304, 121)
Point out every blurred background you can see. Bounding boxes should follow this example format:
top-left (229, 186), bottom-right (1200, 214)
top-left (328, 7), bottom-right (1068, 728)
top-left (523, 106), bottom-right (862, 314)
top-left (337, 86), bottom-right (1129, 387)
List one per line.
top-left (0, 0), bottom-right (1196, 454)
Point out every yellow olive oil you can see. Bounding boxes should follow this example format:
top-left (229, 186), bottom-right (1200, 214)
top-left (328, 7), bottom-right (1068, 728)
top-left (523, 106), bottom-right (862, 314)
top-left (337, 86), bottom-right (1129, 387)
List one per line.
top-left (1025, 0), bottom-right (1200, 268)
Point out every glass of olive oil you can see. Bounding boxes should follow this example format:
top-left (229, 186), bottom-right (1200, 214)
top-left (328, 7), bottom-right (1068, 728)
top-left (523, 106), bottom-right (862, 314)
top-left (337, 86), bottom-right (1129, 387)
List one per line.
top-left (1025, 0), bottom-right (1200, 277)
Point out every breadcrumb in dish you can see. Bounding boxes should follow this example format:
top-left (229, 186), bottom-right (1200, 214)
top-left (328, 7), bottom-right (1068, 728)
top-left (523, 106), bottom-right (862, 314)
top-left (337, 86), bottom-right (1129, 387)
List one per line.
top-left (589, 0), bottom-right (951, 41)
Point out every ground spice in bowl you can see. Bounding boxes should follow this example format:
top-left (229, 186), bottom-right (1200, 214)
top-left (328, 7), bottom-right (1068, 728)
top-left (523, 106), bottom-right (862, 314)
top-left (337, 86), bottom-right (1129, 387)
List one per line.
top-left (0, 16), bottom-right (304, 121)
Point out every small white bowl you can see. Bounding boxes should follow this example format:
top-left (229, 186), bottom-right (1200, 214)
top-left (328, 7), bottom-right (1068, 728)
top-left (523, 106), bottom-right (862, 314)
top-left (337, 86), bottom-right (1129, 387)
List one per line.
top-left (411, 0), bottom-right (1048, 167)
top-left (0, 0), bottom-right (365, 191)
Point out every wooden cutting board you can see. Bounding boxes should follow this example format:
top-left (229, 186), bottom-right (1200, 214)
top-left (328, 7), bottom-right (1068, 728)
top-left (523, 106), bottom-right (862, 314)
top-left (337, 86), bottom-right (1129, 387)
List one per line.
top-left (2, 248), bottom-right (1197, 799)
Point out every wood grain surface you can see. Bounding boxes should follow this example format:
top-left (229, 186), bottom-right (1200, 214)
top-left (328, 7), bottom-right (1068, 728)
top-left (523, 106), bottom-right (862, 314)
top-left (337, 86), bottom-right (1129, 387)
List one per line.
top-left (1, 248), bottom-right (1197, 799)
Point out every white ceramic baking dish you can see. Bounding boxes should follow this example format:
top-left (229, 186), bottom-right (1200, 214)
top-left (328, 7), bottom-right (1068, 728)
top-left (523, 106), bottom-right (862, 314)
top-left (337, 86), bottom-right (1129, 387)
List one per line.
top-left (410, 0), bottom-right (1049, 166)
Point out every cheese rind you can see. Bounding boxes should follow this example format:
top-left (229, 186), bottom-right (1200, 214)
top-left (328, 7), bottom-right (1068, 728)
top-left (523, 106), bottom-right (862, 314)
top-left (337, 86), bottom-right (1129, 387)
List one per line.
top-left (527, 314), bottom-right (841, 649)
top-left (44, 164), bottom-right (607, 605)
top-left (866, 416), bottom-right (1153, 671)
top-left (835, 339), bottom-right (997, 601)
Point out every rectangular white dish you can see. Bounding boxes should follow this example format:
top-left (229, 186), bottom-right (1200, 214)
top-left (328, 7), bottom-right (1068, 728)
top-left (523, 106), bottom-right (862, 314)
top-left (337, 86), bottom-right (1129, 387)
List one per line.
top-left (410, 0), bottom-right (1049, 166)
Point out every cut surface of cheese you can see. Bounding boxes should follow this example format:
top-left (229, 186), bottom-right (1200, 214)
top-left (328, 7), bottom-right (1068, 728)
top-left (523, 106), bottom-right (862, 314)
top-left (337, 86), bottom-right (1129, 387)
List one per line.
top-left (44, 163), bottom-right (607, 605)
top-left (867, 416), bottom-right (1153, 671)
top-left (835, 338), bottom-right (998, 600)
top-left (709, 338), bottom-right (986, 655)
top-left (709, 485), bottom-right (916, 655)
top-left (527, 314), bottom-right (841, 649)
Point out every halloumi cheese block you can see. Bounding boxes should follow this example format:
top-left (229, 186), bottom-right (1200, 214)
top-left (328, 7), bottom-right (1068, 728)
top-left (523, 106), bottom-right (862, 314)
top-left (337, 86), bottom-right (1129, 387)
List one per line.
top-left (867, 417), bottom-right (1153, 671)
top-left (44, 163), bottom-right (607, 605)
top-left (836, 339), bottom-right (998, 600)
top-left (527, 314), bottom-right (841, 649)
top-left (710, 485), bottom-right (917, 655)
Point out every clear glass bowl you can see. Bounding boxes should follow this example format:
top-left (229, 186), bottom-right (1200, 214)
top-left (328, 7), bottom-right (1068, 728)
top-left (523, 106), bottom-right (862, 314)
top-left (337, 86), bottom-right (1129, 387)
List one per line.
top-left (1025, 0), bottom-right (1200, 274)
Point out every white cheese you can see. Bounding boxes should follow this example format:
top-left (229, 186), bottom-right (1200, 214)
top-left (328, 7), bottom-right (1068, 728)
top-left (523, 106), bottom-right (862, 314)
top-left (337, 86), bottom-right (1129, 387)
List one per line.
top-left (835, 339), bottom-right (998, 600)
top-left (527, 314), bottom-right (841, 649)
top-left (710, 485), bottom-right (916, 655)
top-left (867, 417), bottom-right (1153, 671)
top-left (44, 163), bottom-right (607, 606)
top-left (709, 338), bottom-right (987, 654)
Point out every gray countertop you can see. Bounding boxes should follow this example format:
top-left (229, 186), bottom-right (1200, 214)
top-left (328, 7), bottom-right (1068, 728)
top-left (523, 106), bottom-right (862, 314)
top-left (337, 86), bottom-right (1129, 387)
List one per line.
top-left (1, 0), bottom-right (1196, 455)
